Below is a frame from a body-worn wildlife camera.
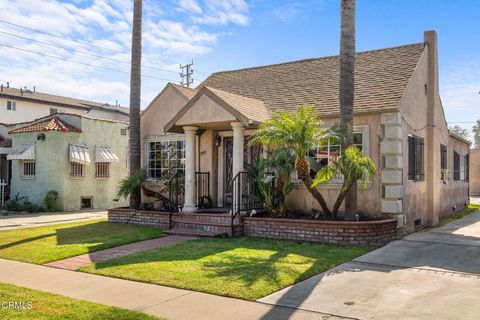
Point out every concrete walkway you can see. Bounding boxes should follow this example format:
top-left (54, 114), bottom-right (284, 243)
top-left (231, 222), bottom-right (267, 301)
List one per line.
top-left (0, 211), bottom-right (107, 230)
top-left (45, 235), bottom-right (196, 270)
top-left (260, 210), bottom-right (480, 320)
top-left (0, 258), bottom-right (346, 320)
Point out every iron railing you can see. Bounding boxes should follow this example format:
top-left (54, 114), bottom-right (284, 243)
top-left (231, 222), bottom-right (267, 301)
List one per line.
top-left (195, 171), bottom-right (211, 209)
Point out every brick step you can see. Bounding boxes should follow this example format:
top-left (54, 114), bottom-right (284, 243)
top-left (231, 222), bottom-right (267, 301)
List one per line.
top-left (172, 213), bottom-right (238, 224)
top-left (172, 222), bottom-right (233, 234)
top-left (166, 228), bottom-right (228, 238)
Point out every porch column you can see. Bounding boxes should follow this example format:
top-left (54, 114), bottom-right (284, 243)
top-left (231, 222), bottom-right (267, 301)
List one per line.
top-left (231, 122), bottom-right (245, 177)
top-left (183, 126), bottom-right (198, 212)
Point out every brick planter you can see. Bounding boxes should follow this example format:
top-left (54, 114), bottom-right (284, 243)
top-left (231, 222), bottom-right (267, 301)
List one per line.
top-left (108, 207), bottom-right (170, 229)
top-left (242, 217), bottom-right (397, 246)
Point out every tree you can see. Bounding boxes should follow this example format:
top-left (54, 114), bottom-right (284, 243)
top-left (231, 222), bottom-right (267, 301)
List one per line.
top-left (472, 120), bottom-right (480, 148)
top-left (339, 0), bottom-right (357, 219)
top-left (312, 146), bottom-right (376, 219)
top-left (128, 0), bottom-right (142, 209)
top-left (250, 106), bottom-right (333, 218)
top-left (449, 125), bottom-right (470, 141)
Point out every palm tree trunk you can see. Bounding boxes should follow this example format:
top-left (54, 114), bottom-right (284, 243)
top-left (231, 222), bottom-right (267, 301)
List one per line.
top-left (295, 158), bottom-right (332, 218)
top-left (332, 181), bottom-right (354, 219)
top-left (128, 0), bottom-right (142, 209)
top-left (339, 0), bottom-right (357, 218)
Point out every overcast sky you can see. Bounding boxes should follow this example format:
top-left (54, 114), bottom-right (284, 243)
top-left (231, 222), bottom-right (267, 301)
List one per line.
top-left (0, 0), bottom-right (479, 135)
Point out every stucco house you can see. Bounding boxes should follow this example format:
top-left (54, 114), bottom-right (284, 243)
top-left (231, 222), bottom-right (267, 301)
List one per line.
top-left (2, 113), bottom-right (128, 211)
top-left (140, 30), bottom-right (469, 233)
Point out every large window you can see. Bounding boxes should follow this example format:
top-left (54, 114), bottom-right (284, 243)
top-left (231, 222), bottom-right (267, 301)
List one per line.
top-left (408, 135), bottom-right (424, 181)
top-left (21, 161), bottom-right (35, 178)
top-left (440, 144), bottom-right (447, 182)
top-left (309, 132), bottom-right (364, 182)
top-left (147, 140), bottom-right (186, 179)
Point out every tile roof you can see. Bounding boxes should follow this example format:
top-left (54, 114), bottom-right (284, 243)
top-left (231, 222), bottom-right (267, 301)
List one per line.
top-left (198, 43), bottom-right (426, 116)
top-left (0, 86), bottom-right (128, 115)
top-left (9, 116), bottom-right (82, 134)
top-left (171, 83), bottom-right (198, 100)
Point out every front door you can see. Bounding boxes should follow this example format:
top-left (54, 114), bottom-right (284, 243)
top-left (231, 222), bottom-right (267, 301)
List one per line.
top-left (223, 137), bottom-right (261, 207)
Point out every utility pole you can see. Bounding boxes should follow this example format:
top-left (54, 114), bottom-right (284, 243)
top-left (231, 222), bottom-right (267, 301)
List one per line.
top-left (180, 60), bottom-right (194, 87)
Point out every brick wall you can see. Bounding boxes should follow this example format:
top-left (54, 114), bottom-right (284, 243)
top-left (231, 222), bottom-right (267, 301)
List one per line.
top-left (108, 208), bottom-right (169, 229)
top-left (243, 217), bottom-right (397, 246)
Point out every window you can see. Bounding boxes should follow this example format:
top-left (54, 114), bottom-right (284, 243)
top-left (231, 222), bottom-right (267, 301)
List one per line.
top-left (22, 161), bottom-right (35, 178)
top-left (440, 144), bottom-right (447, 182)
top-left (7, 101), bottom-right (16, 111)
top-left (120, 128), bottom-right (127, 136)
top-left (70, 162), bottom-right (85, 178)
top-left (147, 140), bottom-right (186, 179)
top-left (453, 151), bottom-right (460, 181)
top-left (309, 132), bottom-right (363, 182)
top-left (465, 154), bottom-right (470, 182)
top-left (408, 135), bottom-right (424, 181)
top-left (81, 196), bottom-right (93, 209)
top-left (95, 162), bottom-right (110, 178)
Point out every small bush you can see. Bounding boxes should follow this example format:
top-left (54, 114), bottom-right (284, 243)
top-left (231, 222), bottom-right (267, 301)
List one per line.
top-left (1, 193), bottom-right (43, 213)
top-left (44, 191), bottom-right (59, 212)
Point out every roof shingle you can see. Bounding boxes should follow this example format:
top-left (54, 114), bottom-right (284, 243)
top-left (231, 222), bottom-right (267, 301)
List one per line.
top-left (198, 43), bottom-right (426, 116)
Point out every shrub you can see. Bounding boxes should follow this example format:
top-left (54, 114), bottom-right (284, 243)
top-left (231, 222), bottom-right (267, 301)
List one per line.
top-left (44, 191), bottom-right (59, 212)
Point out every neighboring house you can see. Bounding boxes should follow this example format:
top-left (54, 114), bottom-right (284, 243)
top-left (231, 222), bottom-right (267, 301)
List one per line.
top-left (3, 113), bottom-right (129, 211)
top-left (470, 148), bottom-right (480, 196)
top-left (140, 30), bottom-right (469, 233)
top-left (0, 85), bottom-right (128, 124)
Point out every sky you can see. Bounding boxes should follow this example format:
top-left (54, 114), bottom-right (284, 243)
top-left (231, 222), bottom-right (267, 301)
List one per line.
top-left (0, 0), bottom-right (479, 136)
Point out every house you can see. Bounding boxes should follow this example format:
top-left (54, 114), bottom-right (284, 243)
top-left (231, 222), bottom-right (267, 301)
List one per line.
top-left (0, 84), bottom-right (129, 124)
top-left (470, 148), bottom-right (480, 196)
top-left (140, 30), bottom-right (470, 233)
top-left (2, 113), bottom-right (129, 211)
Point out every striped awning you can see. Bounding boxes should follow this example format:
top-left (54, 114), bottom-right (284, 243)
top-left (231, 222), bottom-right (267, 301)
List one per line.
top-left (95, 146), bottom-right (119, 163)
top-left (69, 144), bottom-right (90, 165)
top-left (7, 142), bottom-right (35, 160)
top-left (0, 147), bottom-right (12, 155)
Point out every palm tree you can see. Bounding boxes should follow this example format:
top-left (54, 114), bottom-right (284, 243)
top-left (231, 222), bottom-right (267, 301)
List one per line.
top-left (339, 0), bottom-right (357, 218)
top-left (250, 106), bottom-right (333, 218)
top-left (128, 0), bottom-right (142, 209)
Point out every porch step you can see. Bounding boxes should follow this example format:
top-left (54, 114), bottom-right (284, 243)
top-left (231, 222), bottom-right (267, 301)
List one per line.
top-left (166, 228), bottom-right (228, 238)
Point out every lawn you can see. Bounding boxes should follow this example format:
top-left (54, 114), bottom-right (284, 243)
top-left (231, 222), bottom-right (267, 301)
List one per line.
top-left (0, 282), bottom-right (164, 320)
top-left (81, 237), bottom-right (370, 300)
top-left (439, 203), bottom-right (480, 226)
top-left (0, 220), bottom-right (163, 264)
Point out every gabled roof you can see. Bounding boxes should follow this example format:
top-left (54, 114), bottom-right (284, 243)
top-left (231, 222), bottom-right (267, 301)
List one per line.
top-left (9, 116), bottom-right (81, 134)
top-left (171, 83), bottom-right (198, 100)
top-left (198, 43), bottom-right (426, 116)
top-left (0, 86), bottom-right (128, 115)
top-left (165, 86), bottom-right (270, 131)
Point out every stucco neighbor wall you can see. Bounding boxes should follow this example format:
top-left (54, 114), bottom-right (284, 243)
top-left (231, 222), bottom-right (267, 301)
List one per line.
top-left (471, 148), bottom-right (480, 196)
top-left (10, 115), bottom-right (129, 211)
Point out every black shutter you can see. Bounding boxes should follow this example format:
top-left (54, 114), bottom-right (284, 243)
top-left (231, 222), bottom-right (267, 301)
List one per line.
top-left (454, 151), bottom-right (460, 181)
top-left (408, 136), bottom-right (415, 180)
top-left (466, 154), bottom-right (470, 182)
top-left (417, 137), bottom-right (424, 180)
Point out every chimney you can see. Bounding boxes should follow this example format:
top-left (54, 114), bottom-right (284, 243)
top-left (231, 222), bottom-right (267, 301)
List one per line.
top-left (6, 82), bottom-right (9, 88)
top-left (20, 88), bottom-right (23, 96)
top-left (33, 86), bottom-right (36, 93)
top-left (1, 84), bottom-right (3, 93)
top-left (424, 30), bottom-right (439, 122)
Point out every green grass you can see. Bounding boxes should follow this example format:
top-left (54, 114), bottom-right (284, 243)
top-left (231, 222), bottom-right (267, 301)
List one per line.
top-left (81, 237), bottom-right (370, 300)
top-left (0, 282), bottom-right (164, 320)
top-left (0, 220), bottom-right (163, 264)
top-left (439, 203), bottom-right (480, 226)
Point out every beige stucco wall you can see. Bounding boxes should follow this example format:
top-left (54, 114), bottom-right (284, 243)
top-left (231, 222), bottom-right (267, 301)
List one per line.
top-left (10, 114), bottom-right (129, 211)
top-left (471, 149), bottom-right (480, 196)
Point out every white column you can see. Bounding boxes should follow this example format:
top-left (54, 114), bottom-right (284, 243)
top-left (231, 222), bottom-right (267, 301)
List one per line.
top-left (231, 122), bottom-right (245, 177)
top-left (182, 126), bottom-right (198, 212)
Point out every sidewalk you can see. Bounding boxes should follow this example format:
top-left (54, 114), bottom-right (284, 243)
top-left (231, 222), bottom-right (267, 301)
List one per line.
top-left (45, 235), bottom-right (196, 270)
top-left (0, 258), bottom-right (346, 320)
top-left (0, 211), bottom-right (107, 230)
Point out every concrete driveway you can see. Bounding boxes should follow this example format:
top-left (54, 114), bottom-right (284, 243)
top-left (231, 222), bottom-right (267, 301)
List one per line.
top-left (259, 211), bottom-right (480, 320)
top-left (0, 211), bottom-right (107, 230)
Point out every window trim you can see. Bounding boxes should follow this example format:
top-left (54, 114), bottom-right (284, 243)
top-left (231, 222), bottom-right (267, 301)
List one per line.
top-left (7, 100), bottom-right (16, 111)
top-left (408, 135), bottom-right (424, 181)
top-left (95, 162), bottom-right (110, 179)
top-left (145, 134), bottom-right (186, 180)
top-left (70, 162), bottom-right (85, 179)
top-left (21, 160), bottom-right (36, 179)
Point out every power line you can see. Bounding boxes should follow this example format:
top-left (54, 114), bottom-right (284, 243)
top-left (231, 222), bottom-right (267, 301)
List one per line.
top-left (0, 43), bottom-right (178, 82)
top-left (0, 30), bottom-right (179, 74)
top-left (0, 18), bottom-right (183, 66)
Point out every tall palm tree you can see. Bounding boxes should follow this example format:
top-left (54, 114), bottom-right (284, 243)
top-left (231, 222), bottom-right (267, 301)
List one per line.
top-left (128, 0), bottom-right (142, 209)
top-left (339, 0), bottom-right (356, 217)
top-left (250, 106), bottom-right (333, 218)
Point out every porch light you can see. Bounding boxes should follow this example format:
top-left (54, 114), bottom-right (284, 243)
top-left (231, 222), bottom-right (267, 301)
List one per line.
top-left (215, 136), bottom-right (222, 147)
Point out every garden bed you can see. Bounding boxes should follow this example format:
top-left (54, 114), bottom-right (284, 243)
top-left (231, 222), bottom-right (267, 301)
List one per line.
top-left (108, 207), bottom-right (170, 229)
top-left (243, 216), bottom-right (397, 246)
